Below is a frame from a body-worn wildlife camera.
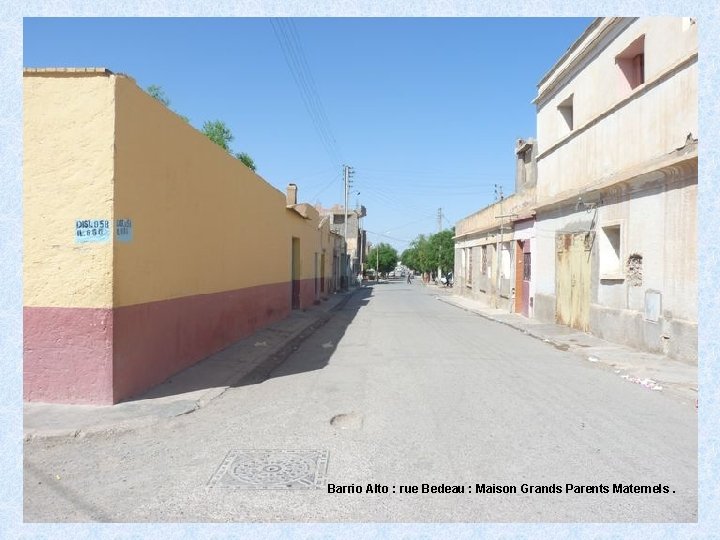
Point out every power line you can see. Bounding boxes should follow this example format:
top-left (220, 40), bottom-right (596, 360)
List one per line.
top-left (309, 172), bottom-right (342, 202)
top-left (286, 20), bottom-right (344, 162)
top-left (270, 19), bottom-right (343, 167)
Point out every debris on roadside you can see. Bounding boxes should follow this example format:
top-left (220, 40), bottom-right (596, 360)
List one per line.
top-left (587, 356), bottom-right (599, 362)
top-left (620, 374), bottom-right (663, 391)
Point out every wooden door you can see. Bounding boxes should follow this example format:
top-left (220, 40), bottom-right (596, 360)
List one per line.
top-left (514, 241), bottom-right (524, 314)
top-left (556, 233), bottom-right (590, 331)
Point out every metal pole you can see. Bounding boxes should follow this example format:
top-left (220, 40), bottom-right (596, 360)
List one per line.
top-left (495, 185), bottom-right (503, 308)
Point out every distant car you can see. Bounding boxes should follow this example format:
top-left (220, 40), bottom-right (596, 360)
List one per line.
top-left (389, 271), bottom-right (396, 278)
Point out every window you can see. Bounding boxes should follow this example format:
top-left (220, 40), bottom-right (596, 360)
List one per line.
top-left (616, 35), bottom-right (645, 91)
top-left (523, 252), bottom-right (531, 281)
top-left (557, 94), bottom-right (574, 133)
top-left (333, 215), bottom-right (345, 225)
top-left (481, 245), bottom-right (487, 275)
top-left (600, 222), bottom-right (623, 279)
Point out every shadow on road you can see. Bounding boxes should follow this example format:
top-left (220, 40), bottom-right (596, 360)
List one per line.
top-left (230, 285), bottom-right (374, 388)
top-left (115, 286), bottom-right (376, 403)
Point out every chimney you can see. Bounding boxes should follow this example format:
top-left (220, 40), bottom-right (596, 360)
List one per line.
top-left (286, 183), bottom-right (297, 206)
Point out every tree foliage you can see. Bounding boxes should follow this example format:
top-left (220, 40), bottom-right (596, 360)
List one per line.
top-left (147, 84), bottom-right (170, 106)
top-left (235, 152), bottom-right (257, 172)
top-left (146, 84), bottom-right (188, 122)
top-left (202, 120), bottom-right (234, 152)
top-left (202, 121), bottom-right (258, 172)
top-left (370, 243), bottom-right (399, 275)
top-left (145, 87), bottom-right (257, 171)
top-left (402, 228), bottom-right (455, 274)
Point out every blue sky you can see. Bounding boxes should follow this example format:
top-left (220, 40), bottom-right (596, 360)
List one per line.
top-left (24, 17), bottom-right (594, 251)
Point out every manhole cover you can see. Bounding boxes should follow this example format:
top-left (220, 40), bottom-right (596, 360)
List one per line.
top-left (207, 449), bottom-right (328, 490)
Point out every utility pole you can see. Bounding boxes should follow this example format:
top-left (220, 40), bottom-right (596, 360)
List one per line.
top-left (494, 184), bottom-right (504, 308)
top-left (343, 165), bottom-right (354, 288)
top-left (437, 208), bottom-right (443, 284)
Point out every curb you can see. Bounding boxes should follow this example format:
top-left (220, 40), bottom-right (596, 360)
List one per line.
top-left (436, 295), bottom-right (697, 404)
top-left (435, 296), bottom-right (553, 346)
top-left (24, 290), bottom-right (359, 442)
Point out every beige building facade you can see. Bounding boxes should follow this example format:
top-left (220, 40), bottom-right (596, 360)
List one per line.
top-left (454, 138), bottom-right (537, 314)
top-left (454, 17), bottom-right (697, 363)
top-left (533, 17), bottom-right (697, 362)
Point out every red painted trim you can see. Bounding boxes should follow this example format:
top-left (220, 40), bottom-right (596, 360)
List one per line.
top-left (24, 307), bottom-right (114, 404)
top-left (24, 280), bottom-right (321, 404)
top-left (112, 281), bottom-right (293, 402)
top-left (299, 277), bottom-right (319, 309)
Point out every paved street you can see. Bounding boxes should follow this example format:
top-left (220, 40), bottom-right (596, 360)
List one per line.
top-left (24, 281), bottom-right (697, 522)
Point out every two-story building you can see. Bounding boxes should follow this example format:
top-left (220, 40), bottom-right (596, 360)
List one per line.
top-left (454, 17), bottom-right (697, 363)
top-left (533, 17), bottom-right (697, 361)
top-left (317, 204), bottom-right (368, 282)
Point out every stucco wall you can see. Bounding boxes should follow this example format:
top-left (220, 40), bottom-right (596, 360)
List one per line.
top-left (455, 188), bottom-right (535, 238)
top-left (536, 17), bottom-right (697, 156)
top-left (113, 76), bottom-right (292, 306)
top-left (25, 71), bottom-right (342, 404)
top-left (24, 71), bottom-right (117, 403)
top-left (24, 72), bottom-right (116, 309)
top-left (534, 168), bottom-right (697, 361)
top-left (532, 17), bottom-right (698, 362)
top-left (111, 76), bottom-right (334, 400)
top-left (536, 62), bottom-right (697, 203)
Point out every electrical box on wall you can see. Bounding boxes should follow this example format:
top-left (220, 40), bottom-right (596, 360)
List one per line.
top-left (644, 289), bottom-right (662, 323)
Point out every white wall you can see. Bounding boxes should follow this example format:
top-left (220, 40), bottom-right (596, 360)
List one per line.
top-left (536, 17), bottom-right (697, 202)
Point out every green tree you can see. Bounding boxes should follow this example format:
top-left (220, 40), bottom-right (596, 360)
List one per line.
top-left (431, 228), bottom-right (455, 275)
top-left (402, 234), bottom-right (432, 273)
top-left (371, 243), bottom-right (399, 275)
top-left (402, 229), bottom-right (455, 275)
top-left (235, 152), bottom-right (257, 172)
top-left (146, 84), bottom-right (170, 106)
top-left (203, 121), bottom-right (258, 172)
top-left (146, 84), bottom-right (189, 122)
top-left (202, 120), bottom-right (234, 152)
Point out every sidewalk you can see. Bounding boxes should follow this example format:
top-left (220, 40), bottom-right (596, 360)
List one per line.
top-left (24, 289), bottom-right (358, 441)
top-left (436, 292), bottom-right (697, 406)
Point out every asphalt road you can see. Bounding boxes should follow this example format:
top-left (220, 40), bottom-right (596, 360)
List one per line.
top-left (24, 281), bottom-right (697, 522)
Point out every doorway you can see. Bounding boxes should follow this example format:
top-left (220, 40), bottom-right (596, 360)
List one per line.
top-left (555, 232), bottom-right (591, 331)
top-left (291, 237), bottom-right (300, 309)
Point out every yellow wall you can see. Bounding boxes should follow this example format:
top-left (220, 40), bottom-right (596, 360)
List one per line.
top-left (113, 76), bottom-right (296, 307)
top-left (25, 72), bottom-right (338, 310)
top-left (23, 71), bottom-right (116, 308)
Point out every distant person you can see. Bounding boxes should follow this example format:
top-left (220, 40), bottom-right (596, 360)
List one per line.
top-left (407, 273), bottom-right (412, 284)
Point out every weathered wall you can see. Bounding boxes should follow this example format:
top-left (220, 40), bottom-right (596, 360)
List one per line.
top-left (533, 17), bottom-right (698, 362)
top-left (24, 70), bottom-right (117, 404)
top-left (536, 18), bottom-right (697, 202)
top-left (536, 18), bottom-right (697, 151)
top-left (455, 187), bottom-right (535, 311)
top-left (534, 167), bottom-right (697, 361)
